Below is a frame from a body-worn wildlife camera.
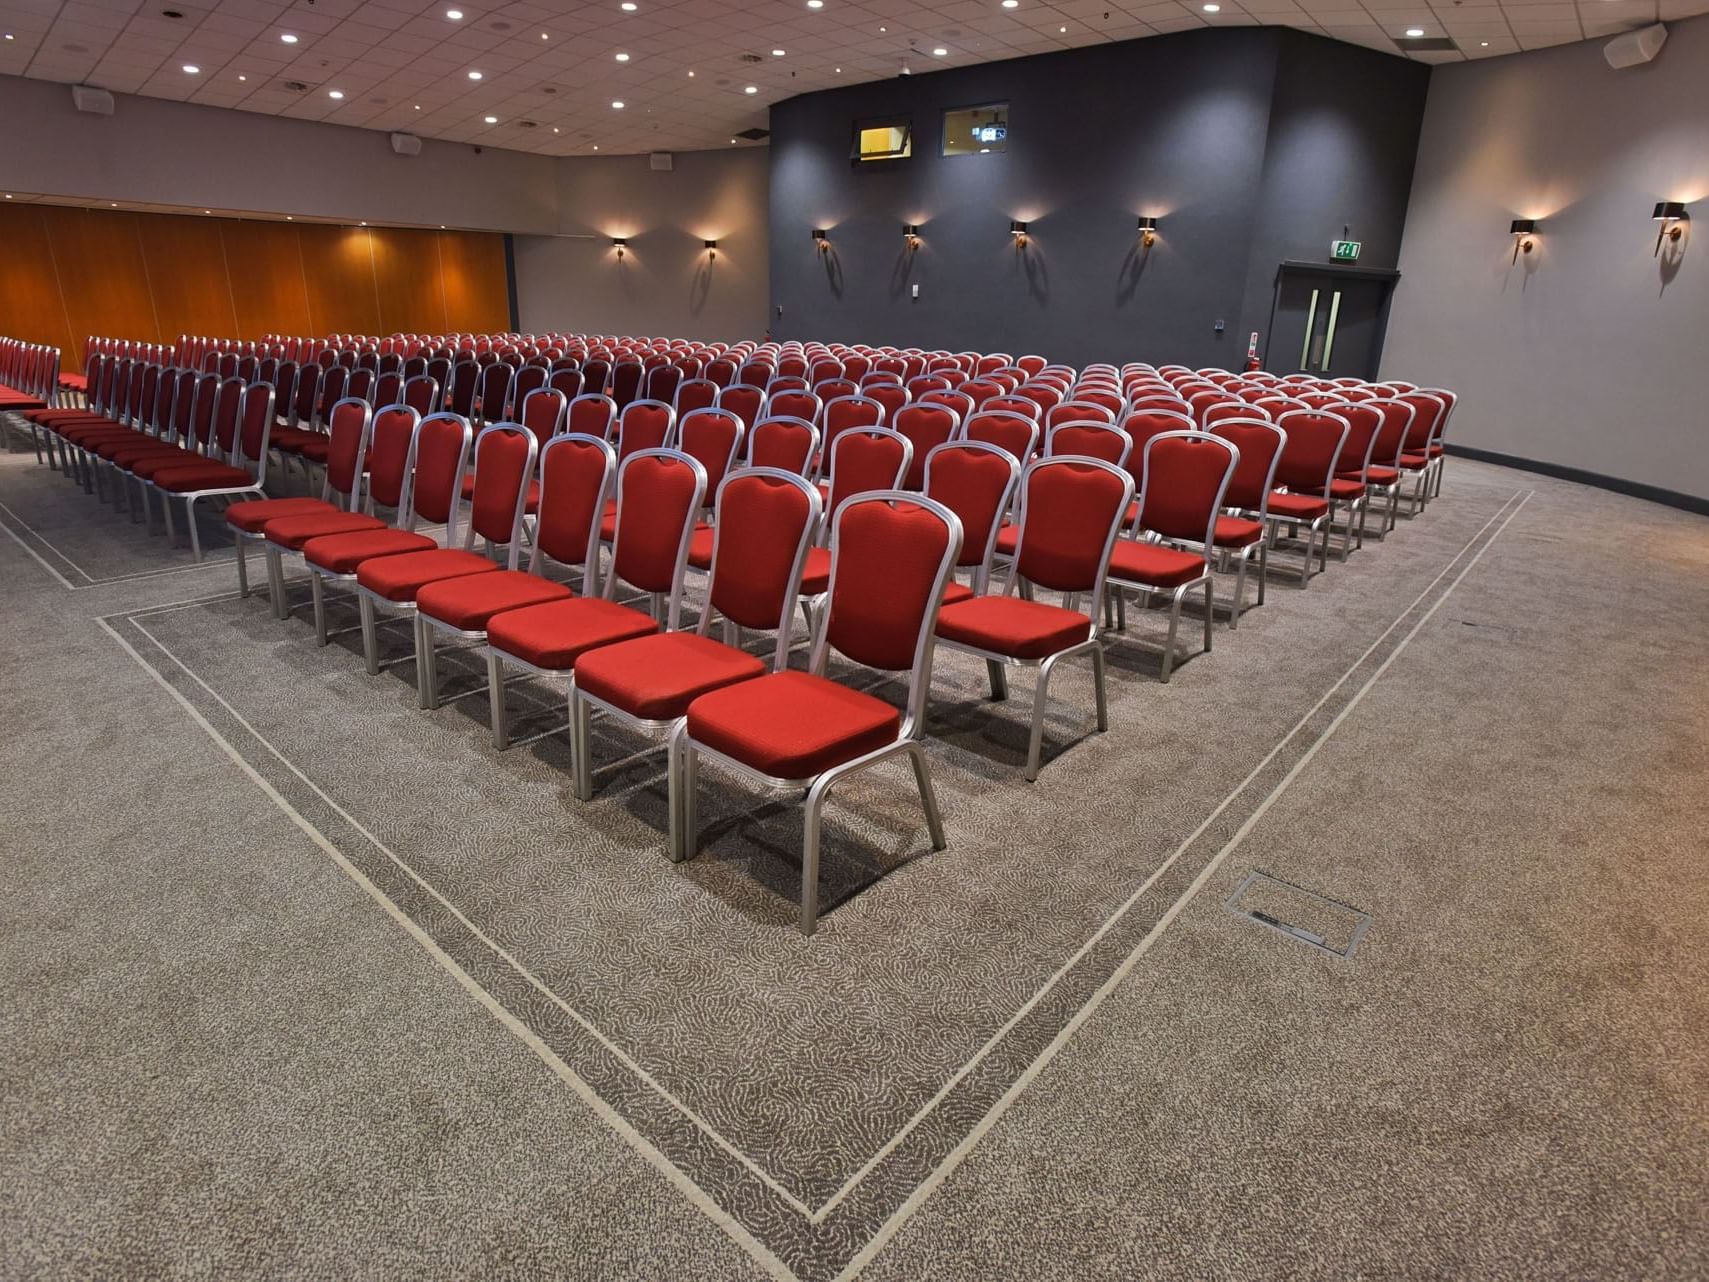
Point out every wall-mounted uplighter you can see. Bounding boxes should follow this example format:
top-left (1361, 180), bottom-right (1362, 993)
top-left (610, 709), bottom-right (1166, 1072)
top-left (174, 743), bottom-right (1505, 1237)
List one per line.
top-left (1137, 215), bottom-right (1159, 248)
top-left (903, 223), bottom-right (921, 248)
top-left (1653, 201), bottom-right (1686, 256)
top-left (1509, 218), bottom-right (1536, 263)
top-left (704, 239), bottom-right (717, 257)
top-left (1009, 219), bottom-right (1028, 246)
top-left (612, 237), bottom-right (627, 259)
top-left (812, 228), bottom-right (829, 251)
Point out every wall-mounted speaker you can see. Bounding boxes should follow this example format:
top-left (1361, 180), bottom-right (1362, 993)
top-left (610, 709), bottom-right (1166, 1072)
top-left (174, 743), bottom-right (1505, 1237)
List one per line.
top-left (71, 84), bottom-right (115, 115)
top-left (649, 151), bottom-right (674, 171)
top-left (1604, 23), bottom-right (1667, 69)
top-left (390, 131), bottom-right (423, 157)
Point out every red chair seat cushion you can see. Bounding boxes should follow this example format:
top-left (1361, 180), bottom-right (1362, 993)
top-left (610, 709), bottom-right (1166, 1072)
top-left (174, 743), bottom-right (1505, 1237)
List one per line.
top-left (1398, 452), bottom-right (1429, 470)
top-left (576, 632), bottom-right (766, 720)
top-left (61, 423), bottom-right (138, 446)
top-left (935, 595), bottom-right (1091, 660)
top-left (349, 545), bottom-right (494, 595)
top-left (1107, 540), bottom-right (1208, 589)
top-left (133, 451), bottom-right (222, 481)
top-left (99, 438), bottom-right (185, 463)
top-left (1361, 465), bottom-right (1400, 485)
top-left (1267, 491), bottom-right (1330, 520)
top-left (687, 523), bottom-right (715, 570)
top-left (265, 511), bottom-right (387, 550)
top-left (297, 436), bottom-right (332, 463)
top-left (1212, 515), bottom-right (1263, 548)
top-left (942, 579), bottom-right (975, 605)
top-left (225, 497), bottom-right (336, 533)
top-left (994, 522), bottom-right (1018, 555)
top-left (1328, 478), bottom-right (1365, 500)
top-left (799, 545), bottom-right (831, 595)
top-left (487, 597), bottom-right (658, 670)
top-left (686, 670), bottom-right (901, 778)
top-left (27, 410), bottom-right (112, 426)
top-left (460, 473), bottom-right (542, 512)
top-left (417, 569), bottom-right (573, 631)
top-left (269, 428), bottom-right (323, 451)
top-left (153, 463), bottom-right (254, 493)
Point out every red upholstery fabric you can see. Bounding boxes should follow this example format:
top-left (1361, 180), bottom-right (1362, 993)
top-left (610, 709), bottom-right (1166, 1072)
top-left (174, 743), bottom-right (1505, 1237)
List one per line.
top-left (131, 451), bottom-right (215, 481)
top-left (828, 432), bottom-right (908, 515)
top-left (417, 569), bottom-right (573, 631)
top-left (1328, 478), bottom-right (1365, 500)
top-left (1266, 491), bottom-right (1330, 520)
top-left (1213, 421), bottom-right (1284, 509)
top-left (935, 595), bottom-right (1090, 660)
top-left (799, 546), bottom-right (831, 595)
top-left (687, 523), bottom-right (715, 570)
top-left (411, 416), bottom-right (467, 524)
top-left (576, 632), bottom-right (766, 720)
top-left (708, 474), bottom-right (815, 628)
top-left (468, 429), bottom-right (532, 543)
top-left (265, 511), bottom-right (387, 550)
top-left (686, 670), bottom-right (901, 778)
top-left (104, 440), bottom-right (193, 466)
top-left (1015, 461), bottom-right (1126, 593)
top-left (1107, 539), bottom-right (1208, 589)
top-left (487, 597), bottom-right (658, 670)
top-left (153, 463), bottom-right (253, 493)
top-left (1399, 452), bottom-right (1428, 469)
top-left (942, 579), bottom-right (975, 605)
top-left (348, 544), bottom-right (492, 595)
top-left (1137, 435), bottom-right (1230, 542)
top-left (994, 522), bottom-right (1018, 556)
top-left (824, 500), bottom-right (950, 670)
top-left (226, 497), bottom-right (336, 533)
top-left (925, 447), bottom-right (1014, 568)
top-left (611, 454), bottom-right (699, 592)
top-left (1206, 513), bottom-right (1261, 548)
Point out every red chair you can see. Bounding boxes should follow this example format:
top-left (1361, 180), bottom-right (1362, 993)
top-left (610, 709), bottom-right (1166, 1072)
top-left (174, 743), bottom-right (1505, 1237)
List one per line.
top-left (645, 363), bottom-right (683, 405)
top-left (1119, 407), bottom-right (1195, 506)
top-left (820, 394), bottom-right (887, 474)
top-left (766, 388), bottom-right (821, 425)
top-left (567, 392), bottom-right (617, 441)
top-left (1209, 418), bottom-right (1285, 627)
top-left (1105, 431), bottom-right (1237, 680)
top-left (299, 411), bottom-right (478, 647)
top-left (864, 381), bottom-right (910, 424)
top-left (614, 398), bottom-right (677, 461)
top-left (676, 408), bottom-right (746, 512)
top-left (1045, 420), bottom-right (1131, 468)
top-left (609, 360), bottom-right (644, 408)
top-left (148, 380), bottom-right (278, 561)
top-left (417, 433), bottom-right (614, 747)
top-left (484, 448), bottom-right (707, 754)
top-left (924, 440), bottom-right (1020, 605)
top-left (1046, 399), bottom-right (1116, 430)
top-left (572, 469), bottom-right (822, 810)
top-left (519, 387), bottom-right (567, 439)
top-left (1267, 410), bottom-right (1349, 586)
top-left (716, 383), bottom-right (766, 431)
top-left (984, 394), bottom-right (1041, 422)
top-left (1358, 398), bottom-right (1417, 533)
top-left (961, 410), bottom-right (1039, 463)
top-left (1323, 401), bottom-right (1382, 557)
top-left (935, 456), bottom-right (1131, 780)
top-left (920, 388), bottom-right (974, 422)
top-left (746, 415), bottom-right (819, 476)
top-left (675, 377), bottom-right (719, 417)
top-left (893, 402), bottom-right (961, 489)
top-left (818, 426), bottom-right (911, 532)
top-left (673, 491), bottom-right (962, 934)
top-left (1396, 391), bottom-right (1449, 509)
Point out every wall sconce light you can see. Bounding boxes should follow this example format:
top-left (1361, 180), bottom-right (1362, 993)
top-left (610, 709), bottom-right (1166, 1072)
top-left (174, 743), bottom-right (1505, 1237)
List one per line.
top-left (1009, 219), bottom-right (1028, 245)
top-left (704, 239), bottom-right (717, 257)
top-left (812, 228), bottom-right (829, 250)
top-left (1137, 215), bottom-right (1158, 248)
top-left (612, 237), bottom-right (627, 258)
top-left (1509, 218), bottom-right (1537, 263)
top-left (903, 223), bottom-right (921, 248)
top-left (1653, 201), bottom-right (1686, 256)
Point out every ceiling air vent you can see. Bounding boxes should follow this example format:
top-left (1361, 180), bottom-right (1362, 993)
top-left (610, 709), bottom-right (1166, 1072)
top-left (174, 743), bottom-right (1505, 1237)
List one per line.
top-left (1393, 35), bottom-right (1457, 51)
top-left (281, 80), bottom-right (310, 93)
top-left (738, 52), bottom-right (764, 63)
top-left (734, 127), bottom-right (770, 141)
top-left (518, 120), bottom-right (538, 129)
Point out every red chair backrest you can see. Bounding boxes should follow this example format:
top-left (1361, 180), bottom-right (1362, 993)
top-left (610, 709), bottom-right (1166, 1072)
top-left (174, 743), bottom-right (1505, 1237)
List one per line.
top-left (962, 410), bottom-right (1039, 463)
top-left (1120, 407), bottom-right (1195, 491)
top-left (766, 389), bottom-right (820, 423)
top-left (1212, 419), bottom-right (1285, 511)
top-left (706, 470), bottom-right (820, 635)
top-left (1135, 431), bottom-right (1237, 548)
top-left (468, 425), bottom-right (536, 546)
top-left (1045, 421), bottom-right (1130, 468)
top-left (748, 416), bottom-right (818, 475)
top-left (823, 495), bottom-right (959, 674)
top-left (1203, 400), bottom-right (1265, 427)
top-left (823, 395), bottom-right (887, 460)
top-left (610, 361), bottom-right (644, 408)
top-left (236, 382), bottom-right (275, 468)
top-left (893, 403), bottom-right (960, 489)
top-left (677, 408), bottom-right (745, 498)
top-left (717, 383), bottom-right (766, 430)
top-left (1327, 401), bottom-right (1382, 475)
top-left (864, 382), bottom-right (909, 423)
top-left (1013, 457), bottom-right (1132, 594)
top-left (405, 412), bottom-right (471, 527)
top-left (920, 389), bottom-right (974, 421)
top-left (675, 378), bottom-right (718, 416)
top-left (615, 399), bottom-right (675, 460)
top-left (520, 388), bottom-right (567, 439)
top-left (1366, 399), bottom-right (1415, 467)
top-left (533, 433), bottom-right (614, 571)
top-left (568, 393), bottom-right (617, 441)
top-left (609, 449), bottom-right (706, 602)
top-left (828, 427), bottom-right (911, 518)
top-left (1397, 392), bottom-right (1444, 451)
top-left (925, 441), bottom-right (1020, 574)
top-left (211, 376), bottom-right (245, 454)
top-left (366, 405), bottom-right (419, 509)
top-left (1273, 411), bottom-right (1350, 497)
top-left (814, 377), bottom-right (858, 403)
top-left (646, 364), bottom-right (683, 404)
top-left (1047, 400), bottom-right (1115, 429)
top-left (705, 358), bottom-right (738, 387)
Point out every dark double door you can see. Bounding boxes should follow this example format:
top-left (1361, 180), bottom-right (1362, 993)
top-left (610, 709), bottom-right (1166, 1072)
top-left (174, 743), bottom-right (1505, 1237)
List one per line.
top-left (1266, 263), bottom-right (1399, 381)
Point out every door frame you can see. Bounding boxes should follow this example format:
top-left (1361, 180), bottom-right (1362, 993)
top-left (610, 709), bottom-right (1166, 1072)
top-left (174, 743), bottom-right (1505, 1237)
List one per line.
top-left (1263, 260), bottom-right (1401, 377)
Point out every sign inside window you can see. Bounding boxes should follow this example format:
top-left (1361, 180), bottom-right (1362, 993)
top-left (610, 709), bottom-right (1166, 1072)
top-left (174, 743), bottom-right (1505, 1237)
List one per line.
top-left (944, 104), bottom-right (1009, 156)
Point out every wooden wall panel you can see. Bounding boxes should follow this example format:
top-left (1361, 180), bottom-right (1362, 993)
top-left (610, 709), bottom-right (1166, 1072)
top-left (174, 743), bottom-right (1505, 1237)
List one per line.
top-left (371, 227), bottom-right (448, 335)
top-left (50, 209), bottom-right (160, 356)
top-left (0, 206), bottom-right (510, 370)
top-left (437, 230), bottom-right (511, 333)
top-left (298, 224), bottom-right (381, 337)
top-left (0, 204), bottom-right (79, 367)
top-left (137, 213), bottom-right (239, 346)
top-left (218, 219), bottom-right (312, 340)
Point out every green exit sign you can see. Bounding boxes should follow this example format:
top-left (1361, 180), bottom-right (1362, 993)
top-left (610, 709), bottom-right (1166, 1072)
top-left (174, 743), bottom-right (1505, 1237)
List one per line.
top-left (1331, 239), bottom-right (1362, 261)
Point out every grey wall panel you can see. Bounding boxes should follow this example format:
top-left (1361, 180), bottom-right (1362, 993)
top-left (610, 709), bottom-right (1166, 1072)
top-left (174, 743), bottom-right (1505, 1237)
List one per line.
top-left (1382, 15), bottom-right (1709, 501)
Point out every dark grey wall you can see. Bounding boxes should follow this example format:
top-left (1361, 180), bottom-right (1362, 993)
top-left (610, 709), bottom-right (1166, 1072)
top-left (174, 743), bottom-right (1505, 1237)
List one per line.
top-left (768, 29), bottom-right (1428, 368)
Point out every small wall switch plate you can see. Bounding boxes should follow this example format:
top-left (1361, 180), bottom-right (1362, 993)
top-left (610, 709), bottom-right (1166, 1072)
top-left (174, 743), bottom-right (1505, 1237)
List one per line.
top-left (911, 283), bottom-right (919, 299)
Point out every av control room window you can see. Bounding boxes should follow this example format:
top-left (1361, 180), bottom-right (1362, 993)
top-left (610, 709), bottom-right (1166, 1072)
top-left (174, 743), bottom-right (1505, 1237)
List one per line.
top-left (853, 117), bottom-right (912, 162)
top-left (943, 103), bottom-right (1009, 156)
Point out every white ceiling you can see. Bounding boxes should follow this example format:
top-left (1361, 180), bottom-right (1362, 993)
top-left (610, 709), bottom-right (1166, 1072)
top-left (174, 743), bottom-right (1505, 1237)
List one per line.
top-left (0, 0), bottom-right (1700, 156)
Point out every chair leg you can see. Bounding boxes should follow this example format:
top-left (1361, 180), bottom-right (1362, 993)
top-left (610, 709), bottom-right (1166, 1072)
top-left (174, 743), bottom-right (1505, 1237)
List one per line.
top-left (1230, 551), bottom-right (1248, 630)
top-left (1115, 588), bottom-right (1126, 632)
top-left (1091, 645), bottom-right (1108, 732)
top-left (1318, 518), bottom-right (1330, 574)
top-left (235, 539), bottom-right (250, 597)
top-left (800, 776), bottom-right (833, 934)
top-left (311, 574), bottom-right (328, 645)
top-left (162, 490), bottom-right (176, 545)
top-left (1162, 589), bottom-right (1184, 682)
top-left (985, 658), bottom-right (1008, 702)
top-left (1025, 656), bottom-right (1055, 782)
top-left (1256, 538), bottom-right (1269, 607)
top-left (415, 614), bottom-right (434, 709)
top-left (360, 594), bottom-right (381, 674)
top-left (571, 687), bottom-right (593, 801)
top-left (267, 547), bottom-right (289, 619)
top-left (186, 497), bottom-right (204, 562)
top-left (908, 740), bottom-right (946, 849)
top-left (487, 651), bottom-right (510, 750)
top-left (667, 722), bottom-right (688, 861)
top-left (1203, 577), bottom-right (1214, 654)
